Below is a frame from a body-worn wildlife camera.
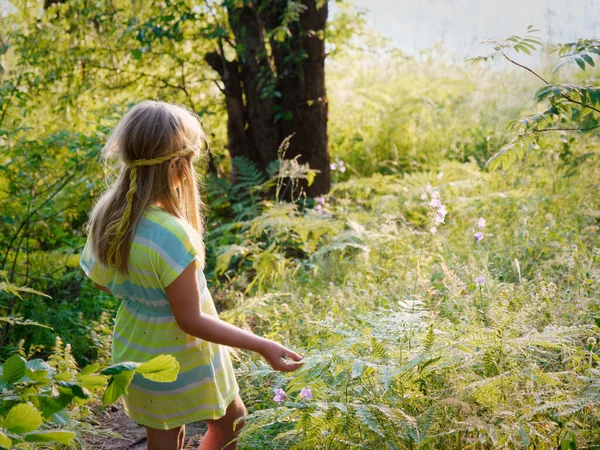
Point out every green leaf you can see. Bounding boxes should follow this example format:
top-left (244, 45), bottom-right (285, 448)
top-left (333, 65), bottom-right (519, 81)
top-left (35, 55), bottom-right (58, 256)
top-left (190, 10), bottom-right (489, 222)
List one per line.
top-left (136, 355), bottom-right (179, 382)
top-left (575, 56), bottom-right (586, 70)
top-left (4, 403), bottom-right (43, 434)
top-left (100, 362), bottom-right (140, 375)
top-left (57, 381), bottom-right (91, 399)
top-left (2, 355), bottom-right (26, 384)
top-left (102, 370), bottom-right (135, 406)
top-left (582, 53), bottom-right (595, 66)
top-left (351, 359), bottom-right (364, 378)
top-left (23, 430), bottom-right (75, 445)
top-left (78, 374), bottom-right (108, 389)
top-left (0, 431), bottom-right (11, 449)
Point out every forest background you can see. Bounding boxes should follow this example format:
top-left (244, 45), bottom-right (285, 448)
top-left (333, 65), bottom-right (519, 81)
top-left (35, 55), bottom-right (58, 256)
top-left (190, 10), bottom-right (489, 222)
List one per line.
top-left (1, 0), bottom-right (599, 449)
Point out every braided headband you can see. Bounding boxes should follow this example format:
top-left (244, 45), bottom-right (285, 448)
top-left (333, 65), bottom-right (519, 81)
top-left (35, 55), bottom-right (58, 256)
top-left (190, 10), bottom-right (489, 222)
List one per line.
top-left (106, 148), bottom-right (195, 269)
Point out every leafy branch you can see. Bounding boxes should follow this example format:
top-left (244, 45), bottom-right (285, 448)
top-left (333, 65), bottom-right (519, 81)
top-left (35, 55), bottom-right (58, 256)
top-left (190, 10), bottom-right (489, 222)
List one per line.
top-left (469, 28), bottom-right (600, 171)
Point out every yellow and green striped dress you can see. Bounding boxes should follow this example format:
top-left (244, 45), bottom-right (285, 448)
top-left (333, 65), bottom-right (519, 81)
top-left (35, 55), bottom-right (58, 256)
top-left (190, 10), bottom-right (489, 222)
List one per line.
top-left (79, 205), bottom-right (239, 430)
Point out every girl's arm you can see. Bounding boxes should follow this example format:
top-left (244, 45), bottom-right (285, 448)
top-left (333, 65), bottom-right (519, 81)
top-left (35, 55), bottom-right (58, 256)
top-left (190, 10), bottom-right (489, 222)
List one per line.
top-left (165, 261), bottom-right (303, 373)
top-left (94, 283), bottom-right (112, 295)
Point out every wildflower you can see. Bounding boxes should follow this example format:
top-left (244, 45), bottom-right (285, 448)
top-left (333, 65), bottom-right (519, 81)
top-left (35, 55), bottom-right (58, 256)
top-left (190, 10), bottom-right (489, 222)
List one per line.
top-left (429, 198), bottom-right (441, 208)
top-left (437, 171), bottom-right (443, 180)
top-left (434, 205), bottom-right (447, 225)
top-left (477, 217), bottom-right (486, 228)
top-left (273, 388), bottom-right (286, 403)
top-left (425, 183), bottom-right (432, 193)
top-left (315, 204), bottom-right (323, 214)
top-left (474, 232), bottom-right (484, 242)
top-left (300, 387), bottom-right (313, 400)
top-left (315, 196), bottom-right (326, 205)
top-left (420, 193), bottom-right (428, 200)
top-left (330, 160), bottom-right (346, 172)
top-left (431, 190), bottom-right (440, 200)
top-left (475, 275), bottom-right (485, 286)
top-left (430, 226), bottom-right (437, 234)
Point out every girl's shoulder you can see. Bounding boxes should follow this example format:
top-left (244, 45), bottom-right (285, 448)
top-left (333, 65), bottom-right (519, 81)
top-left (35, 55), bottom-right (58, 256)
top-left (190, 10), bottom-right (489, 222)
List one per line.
top-left (141, 206), bottom-right (197, 248)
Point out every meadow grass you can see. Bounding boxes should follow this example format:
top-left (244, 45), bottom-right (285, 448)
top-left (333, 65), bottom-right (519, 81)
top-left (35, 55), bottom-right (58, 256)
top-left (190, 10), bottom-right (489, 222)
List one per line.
top-left (215, 147), bottom-right (600, 448)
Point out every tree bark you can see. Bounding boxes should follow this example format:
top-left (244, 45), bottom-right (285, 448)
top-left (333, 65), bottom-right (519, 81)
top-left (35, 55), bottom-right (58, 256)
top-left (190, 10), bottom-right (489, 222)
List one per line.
top-left (227, 3), bottom-right (280, 167)
top-left (213, 0), bottom-right (331, 197)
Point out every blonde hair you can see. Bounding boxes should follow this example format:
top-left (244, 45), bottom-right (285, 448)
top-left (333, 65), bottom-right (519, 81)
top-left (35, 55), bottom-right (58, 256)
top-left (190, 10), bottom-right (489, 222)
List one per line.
top-left (86, 100), bottom-right (207, 275)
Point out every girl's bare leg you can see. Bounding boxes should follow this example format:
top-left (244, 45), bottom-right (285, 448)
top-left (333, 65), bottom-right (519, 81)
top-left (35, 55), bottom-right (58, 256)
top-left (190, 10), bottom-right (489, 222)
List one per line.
top-left (146, 425), bottom-right (185, 450)
top-left (199, 395), bottom-right (246, 450)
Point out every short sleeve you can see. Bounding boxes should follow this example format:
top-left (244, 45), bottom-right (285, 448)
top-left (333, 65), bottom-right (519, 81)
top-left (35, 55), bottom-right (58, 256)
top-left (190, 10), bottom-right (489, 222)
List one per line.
top-left (153, 217), bottom-right (199, 289)
top-left (79, 236), bottom-right (114, 287)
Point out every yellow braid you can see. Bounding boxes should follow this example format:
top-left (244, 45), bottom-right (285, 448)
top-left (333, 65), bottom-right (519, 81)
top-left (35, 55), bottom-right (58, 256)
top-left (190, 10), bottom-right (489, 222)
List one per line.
top-left (106, 148), bottom-right (194, 270)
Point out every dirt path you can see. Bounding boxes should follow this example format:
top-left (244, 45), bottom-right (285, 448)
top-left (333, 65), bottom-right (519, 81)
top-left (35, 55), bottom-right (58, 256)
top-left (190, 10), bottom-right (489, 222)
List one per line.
top-left (83, 401), bottom-right (206, 449)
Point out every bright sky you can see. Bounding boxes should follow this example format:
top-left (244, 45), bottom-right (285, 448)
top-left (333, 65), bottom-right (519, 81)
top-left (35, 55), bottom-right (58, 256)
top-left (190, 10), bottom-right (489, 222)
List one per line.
top-left (352, 0), bottom-right (599, 62)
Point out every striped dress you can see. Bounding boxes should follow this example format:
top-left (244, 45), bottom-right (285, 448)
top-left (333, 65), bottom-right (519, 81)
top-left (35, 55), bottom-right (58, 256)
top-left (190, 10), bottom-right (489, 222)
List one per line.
top-left (79, 205), bottom-right (239, 430)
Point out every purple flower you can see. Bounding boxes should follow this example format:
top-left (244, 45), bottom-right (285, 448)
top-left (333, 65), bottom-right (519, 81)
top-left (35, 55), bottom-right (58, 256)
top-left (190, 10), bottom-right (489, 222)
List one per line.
top-left (315, 196), bottom-right (326, 205)
top-left (475, 275), bottom-right (485, 286)
top-left (300, 387), bottom-right (313, 400)
top-left (315, 204), bottom-right (323, 214)
top-left (273, 388), bottom-right (286, 403)
top-left (420, 193), bottom-right (428, 200)
top-left (430, 226), bottom-right (437, 234)
top-left (338, 160), bottom-right (346, 173)
top-left (477, 217), bottom-right (486, 228)
top-left (434, 205), bottom-right (447, 225)
top-left (429, 198), bottom-right (441, 208)
top-left (330, 162), bottom-right (338, 170)
top-left (431, 190), bottom-right (440, 200)
top-left (474, 232), bottom-right (484, 242)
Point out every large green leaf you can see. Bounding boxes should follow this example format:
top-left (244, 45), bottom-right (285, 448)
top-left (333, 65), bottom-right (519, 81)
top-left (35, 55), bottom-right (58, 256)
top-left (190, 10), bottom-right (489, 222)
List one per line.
top-left (0, 431), bottom-right (11, 449)
top-left (102, 370), bottom-right (135, 407)
top-left (3, 403), bottom-right (43, 434)
top-left (100, 362), bottom-right (140, 375)
top-left (77, 374), bottom-right (108, 390)
top-left (136, 355), bottom-right (180, 382)
top-left (23, 430), bottom-right (76, 445)
top-left (57, 381), bottom-right (91, 399)
top-left (2, 355), bottom-right (26, 385)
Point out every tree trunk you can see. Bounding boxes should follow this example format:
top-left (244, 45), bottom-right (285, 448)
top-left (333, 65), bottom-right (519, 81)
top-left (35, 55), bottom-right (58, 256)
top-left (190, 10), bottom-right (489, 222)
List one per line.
top-left (212, 0), bottom-right (331, 196)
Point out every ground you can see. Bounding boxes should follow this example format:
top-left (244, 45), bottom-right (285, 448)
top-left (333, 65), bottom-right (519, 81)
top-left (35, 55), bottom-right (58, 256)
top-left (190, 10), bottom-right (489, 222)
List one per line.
top-left (82, 401), bottom-right (206, 449)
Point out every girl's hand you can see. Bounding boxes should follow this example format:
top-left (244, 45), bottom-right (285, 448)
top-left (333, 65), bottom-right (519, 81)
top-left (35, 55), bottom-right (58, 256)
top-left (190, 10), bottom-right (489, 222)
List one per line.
top-left (260, 340), bottom-right (303, 372)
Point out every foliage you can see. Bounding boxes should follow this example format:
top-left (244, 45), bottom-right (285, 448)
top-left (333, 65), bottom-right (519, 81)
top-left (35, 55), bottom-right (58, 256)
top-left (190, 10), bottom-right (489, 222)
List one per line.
top-left (469, 28), bottom-right (600, 171)
top-left (215, 153), bottom-right (600, 449)
top-left (0, 341), bottom-right (179, 449)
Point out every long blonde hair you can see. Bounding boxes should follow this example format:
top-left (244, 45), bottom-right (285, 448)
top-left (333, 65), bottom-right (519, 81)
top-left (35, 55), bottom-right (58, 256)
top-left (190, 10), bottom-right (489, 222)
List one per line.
top-left (86, 100), bottom-right (207, 274)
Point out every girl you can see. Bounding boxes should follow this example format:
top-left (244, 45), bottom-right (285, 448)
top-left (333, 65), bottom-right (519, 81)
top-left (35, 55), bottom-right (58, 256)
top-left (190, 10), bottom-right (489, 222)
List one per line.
top-left (79, 100), bottom-right (302, 450)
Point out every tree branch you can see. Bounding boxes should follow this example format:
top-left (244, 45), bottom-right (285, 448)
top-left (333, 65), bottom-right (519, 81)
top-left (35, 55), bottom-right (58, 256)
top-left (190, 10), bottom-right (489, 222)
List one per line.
top-left (532, 124), bottom-right (600, 132)
top-left (502, 51), bottom-right (600, 115)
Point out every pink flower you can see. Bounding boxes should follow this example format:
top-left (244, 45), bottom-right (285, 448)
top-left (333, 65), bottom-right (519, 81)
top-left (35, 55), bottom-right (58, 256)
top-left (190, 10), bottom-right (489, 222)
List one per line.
top-left (315, 196), bottom-right (326, 205)
top-left (434, 205), bottom-right (447, 224)
top-left (300, 387), bottom-right (313, 400)
top-left (330, 162), bottom-right (337, 170)
top-left (429, 198), bottom-right (441, 208)
top-left (474, 232), bottom-right (484, 242)
top-left (475, 275), bottom-right (485, 286)
top-left (477, 217), bottom-right (486, 228)
top-left (315, 204), bottom-right (323, 214)
top-left (273, 388), bottom-right (286, 403)
top-left (430, 226), bottom-right (437, 234)
top-left (338, 161), bottom-right (346, 173)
